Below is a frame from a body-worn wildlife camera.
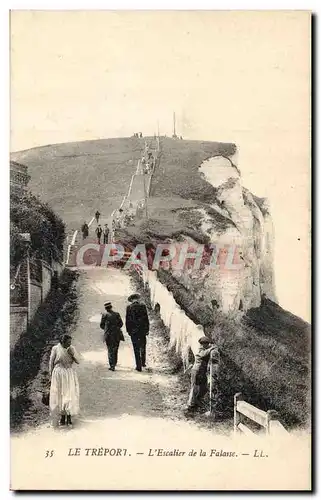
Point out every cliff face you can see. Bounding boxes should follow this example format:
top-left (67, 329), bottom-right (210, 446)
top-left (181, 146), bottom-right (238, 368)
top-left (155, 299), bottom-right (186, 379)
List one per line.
top-left (125, 143), bottom-right (309, 427)
top-left (168, 152), bottom-right (277, 314)
top-left (114, 140), bottom-right (276, 316)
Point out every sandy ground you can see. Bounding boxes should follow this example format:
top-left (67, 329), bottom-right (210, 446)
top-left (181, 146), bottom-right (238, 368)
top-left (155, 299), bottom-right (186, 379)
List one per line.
top-left (10, 267), bottom-right (311, 491)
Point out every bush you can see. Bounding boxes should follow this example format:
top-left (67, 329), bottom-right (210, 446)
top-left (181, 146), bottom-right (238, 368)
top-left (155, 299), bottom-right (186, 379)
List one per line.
top-left (10, 192), bottom-right (66, 270)
top-left (208, 309), bottom-right (310, 428)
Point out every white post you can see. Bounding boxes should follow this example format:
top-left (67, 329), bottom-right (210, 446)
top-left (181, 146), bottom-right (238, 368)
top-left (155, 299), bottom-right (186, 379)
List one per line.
top-left (234, 392), bottom-right (243, 433)
top-left (266, 409), bottom-right (279, 435)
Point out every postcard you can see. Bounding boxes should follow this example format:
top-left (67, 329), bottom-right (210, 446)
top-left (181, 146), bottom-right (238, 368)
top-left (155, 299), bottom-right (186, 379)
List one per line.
top-left (10, 10), bottom-right (311, 491)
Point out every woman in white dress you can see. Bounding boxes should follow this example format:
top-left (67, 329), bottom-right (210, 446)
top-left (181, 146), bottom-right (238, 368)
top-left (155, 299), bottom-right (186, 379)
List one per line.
top-left (49, 334), bottom-right (80, 426)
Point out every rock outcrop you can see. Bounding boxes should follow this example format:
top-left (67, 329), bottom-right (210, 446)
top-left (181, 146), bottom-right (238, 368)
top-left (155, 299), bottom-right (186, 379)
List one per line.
top-left (168, 151), bottom-right (277, 314)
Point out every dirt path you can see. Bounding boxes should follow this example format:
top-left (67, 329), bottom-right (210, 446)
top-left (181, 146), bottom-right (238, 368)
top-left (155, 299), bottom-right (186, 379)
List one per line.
top-left (75, 267), bottom-right (164, 422)
top-left (10, 267), bottom-right (228, 489)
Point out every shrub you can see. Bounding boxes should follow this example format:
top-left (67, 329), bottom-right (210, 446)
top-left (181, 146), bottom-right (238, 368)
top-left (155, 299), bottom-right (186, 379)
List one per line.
top-left (10, 191), bottom-right (66, 270)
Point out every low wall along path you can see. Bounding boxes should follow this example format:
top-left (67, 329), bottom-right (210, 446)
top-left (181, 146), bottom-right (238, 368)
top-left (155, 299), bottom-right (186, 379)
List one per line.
top-left (66, 136), bottom-right (208, 362)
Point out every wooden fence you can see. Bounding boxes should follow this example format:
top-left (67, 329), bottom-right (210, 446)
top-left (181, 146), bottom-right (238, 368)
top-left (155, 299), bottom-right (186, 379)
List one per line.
top-left (234, 392), bottom-right (289, 436)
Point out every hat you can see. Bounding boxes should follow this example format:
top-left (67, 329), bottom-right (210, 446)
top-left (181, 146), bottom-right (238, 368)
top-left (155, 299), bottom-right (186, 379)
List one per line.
top-left (128, 293), bottom-right (140, 302)
top-left (199, 336), bottom-right (212, 345)
top-left (104, 302), bottom-right (112, 308)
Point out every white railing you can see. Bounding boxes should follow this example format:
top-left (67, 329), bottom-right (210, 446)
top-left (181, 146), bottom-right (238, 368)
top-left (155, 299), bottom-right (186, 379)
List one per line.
top-left (135, 264), bottom-right (222, 416)
top-left (66, 137), bottom-right (161, 254)
top-left (109, 141), bottom-right (160, 242)
top-left (136, 266), bottom-right (205, 362)
top-left (65, 216), bottom-right (95, 265)
top-left (234, 392), bottom-right (289, 436)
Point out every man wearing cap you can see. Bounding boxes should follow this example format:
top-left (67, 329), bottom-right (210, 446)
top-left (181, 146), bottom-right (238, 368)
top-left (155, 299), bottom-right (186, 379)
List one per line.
top-left (186, 336), bottom-right (219, 413)
top-left (100, 302), bottom-right (124, 371)
top-left (126, 294), bottom-right (149, 371)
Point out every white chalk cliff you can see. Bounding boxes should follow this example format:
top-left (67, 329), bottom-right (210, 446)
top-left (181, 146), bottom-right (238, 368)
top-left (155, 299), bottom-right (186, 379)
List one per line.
top-left (170, 152), bottom-right (277, 313)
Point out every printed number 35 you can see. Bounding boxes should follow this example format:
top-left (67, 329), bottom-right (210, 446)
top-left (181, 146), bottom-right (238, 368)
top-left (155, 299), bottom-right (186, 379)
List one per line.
top-left (45, 450), bottom-right (54, 458)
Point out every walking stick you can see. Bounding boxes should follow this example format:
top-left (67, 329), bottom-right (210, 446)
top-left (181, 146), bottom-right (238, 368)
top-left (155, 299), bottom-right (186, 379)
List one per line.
top-left (208, 348), bottom-right (219, 416)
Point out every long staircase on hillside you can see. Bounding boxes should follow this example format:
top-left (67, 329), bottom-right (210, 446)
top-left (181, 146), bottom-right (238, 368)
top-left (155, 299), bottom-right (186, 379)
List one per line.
top-left (65, 136), bottom-right (161, 266)
top-left (108, 136), bottom-right (161, 241)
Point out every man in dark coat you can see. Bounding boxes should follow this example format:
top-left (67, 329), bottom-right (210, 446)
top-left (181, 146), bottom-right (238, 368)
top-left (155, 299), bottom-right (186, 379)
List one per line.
top-left (100, 302), bottom-right (124, 371)
top-left (95, 224), bottom-right (103, 244)
top-left (81, 222), bottom-right (89, 239)
top-left (126, 293), bottom-right (149, 371)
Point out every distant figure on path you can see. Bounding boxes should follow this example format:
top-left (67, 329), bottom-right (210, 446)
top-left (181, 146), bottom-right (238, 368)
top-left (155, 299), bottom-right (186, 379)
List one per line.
top-left (100, 302), bottom-right (124, 371)
top-left (126, 293), bottom-right (149, 371)
top-left (103, 224), bottom-right (109, 244)
top-left (81, 222), bottom-right (89, 239)
top-left (123, 213), bottom-right (134, 227)
top-left (95, 224), bottom-right (103, 244)
top-left (115, 208), bottom-right (124, 229)
top-left (95, 210), bottom-right (101, 223)
top-left (186, 336), bottom-right (218, 413)
top-left (211, 299), bottom-right (220, 311)
top-left (49, 334), bottom-right (80, 427)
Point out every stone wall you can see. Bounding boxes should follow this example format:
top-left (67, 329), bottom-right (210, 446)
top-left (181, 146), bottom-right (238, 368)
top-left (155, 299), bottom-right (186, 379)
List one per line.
top-left (29, 281), bottom-right (42, 320)
top-left (10, 306), bottom-right (28, 350)
top-left (10, 258), bottom-right (63, 349)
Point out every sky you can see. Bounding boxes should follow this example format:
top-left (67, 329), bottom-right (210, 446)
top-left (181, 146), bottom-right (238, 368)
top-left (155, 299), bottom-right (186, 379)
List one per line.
top-left (10, 10), bottom-right (311, 321)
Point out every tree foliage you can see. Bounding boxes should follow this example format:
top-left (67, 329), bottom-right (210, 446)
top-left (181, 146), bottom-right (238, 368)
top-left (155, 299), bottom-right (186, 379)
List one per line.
top-left (10, 192), bottom-right (66, 270)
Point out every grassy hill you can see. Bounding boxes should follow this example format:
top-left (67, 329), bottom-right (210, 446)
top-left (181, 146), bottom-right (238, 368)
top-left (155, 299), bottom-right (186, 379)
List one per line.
top-left (151, 137), bottom-right (236, 202)
top-left (115, 137), bottom-right (236, 244)
top-left (11, 137), bottom-right (145, 233)
top-left (11, 136), bottom-right (236, 235)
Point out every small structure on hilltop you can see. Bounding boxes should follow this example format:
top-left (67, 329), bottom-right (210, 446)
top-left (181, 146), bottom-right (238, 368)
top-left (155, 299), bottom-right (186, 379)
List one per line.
top-left (172, 112), bottom-right (178, 139)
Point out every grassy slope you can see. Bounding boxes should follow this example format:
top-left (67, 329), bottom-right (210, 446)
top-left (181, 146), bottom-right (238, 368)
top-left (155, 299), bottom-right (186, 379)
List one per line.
top-left (117, 137), bottom-right (236, 244)
top-left (151, 137), bottom-right (236, 202)
top-left (11, 136), bottom-right (235, 235)
top-left (11, 137), bottom-right (145, 233)
top-left (153, 269), bottom-right (310, 428)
